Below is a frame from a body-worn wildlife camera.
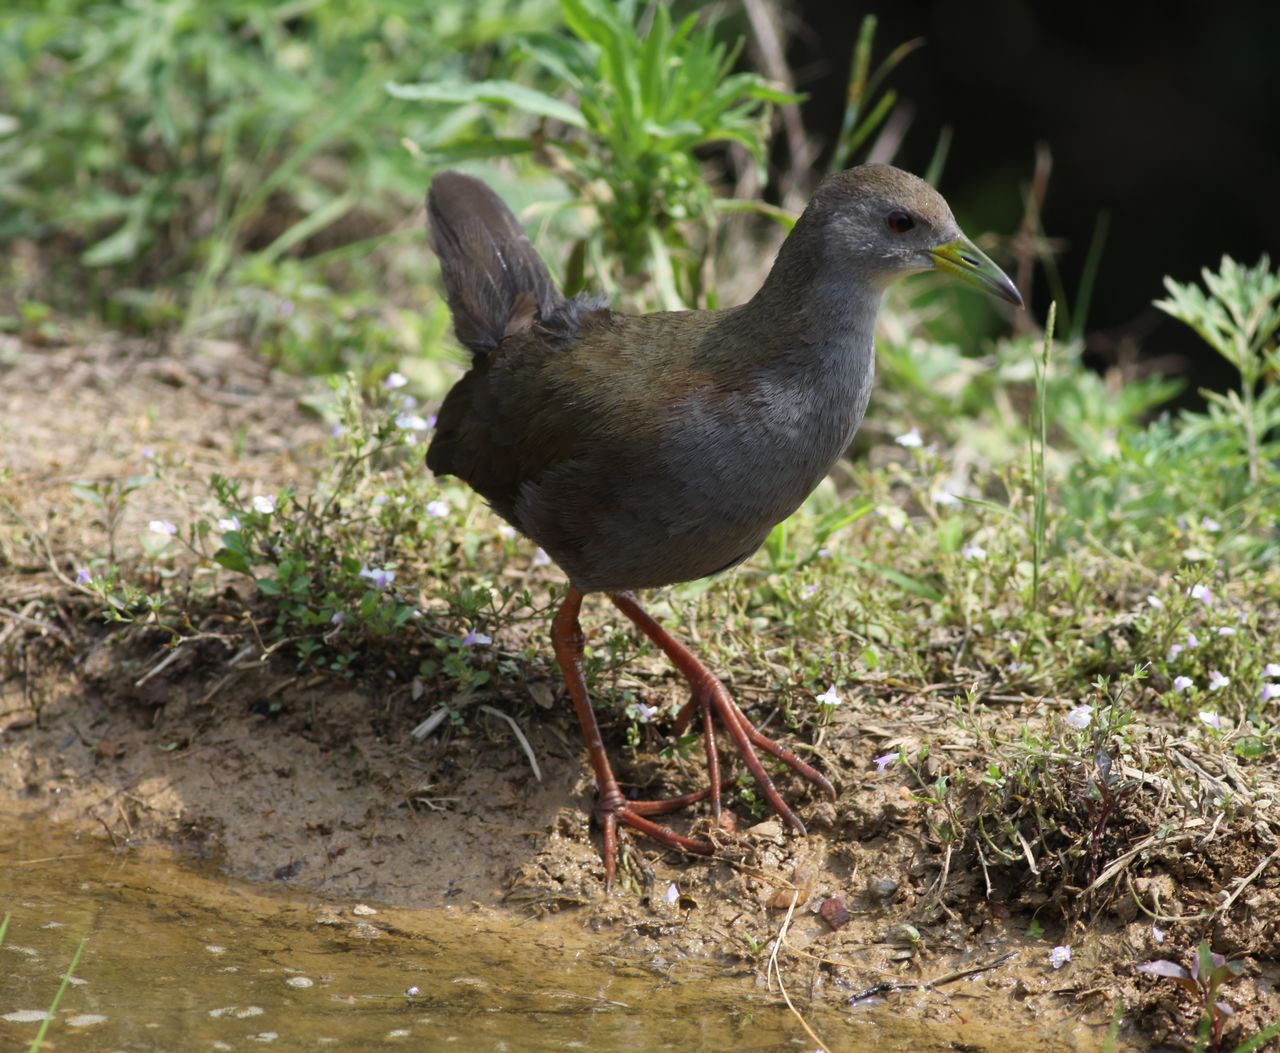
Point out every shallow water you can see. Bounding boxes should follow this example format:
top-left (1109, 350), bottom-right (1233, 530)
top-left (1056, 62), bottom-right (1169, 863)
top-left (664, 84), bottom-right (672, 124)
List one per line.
top-left (1, 822), bottom-right (1120, 1052)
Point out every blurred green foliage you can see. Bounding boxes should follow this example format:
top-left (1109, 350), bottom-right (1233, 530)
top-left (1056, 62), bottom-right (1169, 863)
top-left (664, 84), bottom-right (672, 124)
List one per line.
top-left (0, 0), bottom-right (557, 371)
top-left (392, 0), bottom-right (794, 310)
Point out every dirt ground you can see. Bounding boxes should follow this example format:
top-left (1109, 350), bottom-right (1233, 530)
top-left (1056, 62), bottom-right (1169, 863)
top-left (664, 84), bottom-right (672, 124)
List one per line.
top-left (3, 336), bottom-right (1278, 1051)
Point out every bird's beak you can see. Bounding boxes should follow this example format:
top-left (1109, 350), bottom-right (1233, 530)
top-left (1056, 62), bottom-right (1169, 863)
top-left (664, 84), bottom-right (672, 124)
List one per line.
top-left (928, 238), bottom-right (1023, 307)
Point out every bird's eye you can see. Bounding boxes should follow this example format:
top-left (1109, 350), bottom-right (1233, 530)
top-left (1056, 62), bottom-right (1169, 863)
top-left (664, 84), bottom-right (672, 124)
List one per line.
top-left (886, 210), bottom-right (915, 234)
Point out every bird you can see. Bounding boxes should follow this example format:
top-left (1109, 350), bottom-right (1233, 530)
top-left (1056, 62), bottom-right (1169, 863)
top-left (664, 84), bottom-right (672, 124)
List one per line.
top-left (424, 163), bottom-right (1021, 887)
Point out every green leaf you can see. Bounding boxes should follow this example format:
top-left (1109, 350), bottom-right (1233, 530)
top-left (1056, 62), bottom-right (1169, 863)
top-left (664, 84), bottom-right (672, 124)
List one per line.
top-left (386, 79), bottom-right (587, 128)
top-left (214, 547), bottom-right (252, 575)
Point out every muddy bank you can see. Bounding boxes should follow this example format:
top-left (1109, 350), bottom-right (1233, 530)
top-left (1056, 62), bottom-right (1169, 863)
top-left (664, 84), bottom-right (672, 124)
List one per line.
top-left (3, 337), bottom-right (1278, 1051)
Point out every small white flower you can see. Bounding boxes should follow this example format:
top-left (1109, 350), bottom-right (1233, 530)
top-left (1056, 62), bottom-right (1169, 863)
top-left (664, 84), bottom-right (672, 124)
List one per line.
top-left (462, 629), bottom-right (492, 647)
top-left (1049, 945), bottom-right (1071, 969)
top-left (1199, 711), bottom-right (1223, 730)
top-left (425, 500), bottom-right (450, 518)
top-left (384, 371), bottom-right (408, 389)
top-left (1208, 670), bottom-right (1229, 691)
top-left (148, 519), bottom-right (178, 536)
top-left (1264, 663), bottom-right (1280, 679)
top-left (932, 489), bottom-right (960, 507)
top-left (252, 495), bottom-right (276, 515)
top-left (1215, 626), bottom-right (1236, 637)
top-left (1188, 583), bottom-right (1214, 607)
top-left (497, 524), bottom-right (517, 539)
top-left (1146, 594), bottom-right (1165, 610)
top-left (400, 394), bottom-right (418, 410)
top-left (1173, 676), bottom-right (1194, 693)
top-left (1185, 632), bottom-right (1200, 649)
top-left (359, 564), bottom-right (395, 590)
top-left (1064, 704), bottom-right (1093, 730)
top-left (961, 543), bottom-right (987, 560)
top-left (1152, 925), bottom-right (1165, 943)
top-left (894, 427), bottom-right (923, 448)
top-left (873, 752), bottom-right (897, 772)
top-left (1200, 517), bottom-right (1221, 533)
top-left (217, 516), bottom-right (241, 532)
top-left (531, 548), bottom-right (551, 567)
top-left (815, 686), bottom-right (842, 708)
top-left (627, 701), bottom-right (660, 724)
top-left (395, 413), bottom-right (431, 431)
top-left (664, 882), bottom-right (679, 906)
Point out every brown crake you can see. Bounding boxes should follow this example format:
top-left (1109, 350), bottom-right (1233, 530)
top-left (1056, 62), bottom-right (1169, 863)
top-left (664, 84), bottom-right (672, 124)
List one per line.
top-left (426, 166), bottom-right (1021, 886)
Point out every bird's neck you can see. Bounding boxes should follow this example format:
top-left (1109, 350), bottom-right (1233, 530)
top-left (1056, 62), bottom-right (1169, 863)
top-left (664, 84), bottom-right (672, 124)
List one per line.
top-left (728, 223), bottom-right (884, 371)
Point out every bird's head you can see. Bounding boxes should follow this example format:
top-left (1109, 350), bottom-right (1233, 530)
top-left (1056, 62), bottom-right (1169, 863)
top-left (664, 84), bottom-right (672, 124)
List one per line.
top-left (804, 163), bottom-right (1023, 307)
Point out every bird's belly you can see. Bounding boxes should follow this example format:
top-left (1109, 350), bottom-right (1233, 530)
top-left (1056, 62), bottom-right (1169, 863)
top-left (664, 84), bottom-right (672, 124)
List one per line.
top-left (556, 381), bottom-right (868, 592)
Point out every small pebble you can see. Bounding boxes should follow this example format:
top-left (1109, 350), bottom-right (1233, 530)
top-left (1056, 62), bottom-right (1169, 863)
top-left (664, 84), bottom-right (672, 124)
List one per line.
top-left (819, 897), bottom-right (851, 931)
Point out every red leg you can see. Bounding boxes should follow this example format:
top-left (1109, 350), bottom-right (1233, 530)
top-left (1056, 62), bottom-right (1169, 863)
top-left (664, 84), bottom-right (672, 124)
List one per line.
top-left (609, 591), bottom-right (835, 833)
top-left (552, 588), bottom-right (713, 887)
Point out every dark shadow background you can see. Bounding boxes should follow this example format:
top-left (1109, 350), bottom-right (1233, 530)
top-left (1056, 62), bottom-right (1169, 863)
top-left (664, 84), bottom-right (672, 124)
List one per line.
top-left (779, 0), bottom-right (1280, 401)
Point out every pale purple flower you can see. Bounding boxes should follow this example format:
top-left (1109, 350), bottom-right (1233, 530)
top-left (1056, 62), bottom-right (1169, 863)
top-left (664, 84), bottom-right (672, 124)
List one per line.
top-left (330, 611), bottom-right (345, 627)
top-left (1173, 676), bottom-right (1194, 693)
top-left (400, 394), bottom-right (418, 410)
top-left (217, 516), bottom-right (241, 532)
top-left (664, 882), bottom-right (679, 906)
top-left (76, 567), bottom-right (93, 585)
top-left (1064, 704), bottom-right (1093, 730)
top-left (932, 489), bottom-right (960, 507)
top-left (531, 548), bottom-right (551, 568)
top-left (1208, 670), bottom-right (1229, 691)
top-left (1188, 583), bottom-right (1213, 607)
top-left (384, 372), bottom-right (408, 390)
top-left (1265, 663), bottom-right (1280, 679)
top-left (815, 686), bottom-right (842, 708)
top-left (1049, 946), bottom-right (1071, 969)
top-left (1215, 626), bottom-right (1236, 637)
top-left (1168, 643), bottom-right (1184, 660)
top-left (425, 500), bottom-right (450, 518)
top-left (1199, 711), bottom-right (1223, 730)
top-left (1185, 631), bottom-right (1200, 649)
top-left (330, 423), bottom-right (345, 439)
top-left (142, 447), bottom-right (155, 460)
top-left (802, 584), bottom-right (818, 597)
top-left (873, 752), bottom-right (898, 772)
top-left (1260, 683), bottom-right (1279, 704)
top-left (1146, 594), bottom-right (1165, 610)
top-left (462, 628), bottom-right (492, 647)
top-left (395, 413), bottom-right (431, 432)
top-left (359, 564), bottom-right (395, 590)
top-left (252, 495), bottom-right (276, 515)
top-left (627, 701), bottom-right (660, 724)
top-left (148, 519), bottom-right (178, 536)
top-left (894, 427), bottom-right (923, 448)
top-left (961, 543), bottom-right (987, 560)
top-left (1200, 517), bottom-right (1221, 533)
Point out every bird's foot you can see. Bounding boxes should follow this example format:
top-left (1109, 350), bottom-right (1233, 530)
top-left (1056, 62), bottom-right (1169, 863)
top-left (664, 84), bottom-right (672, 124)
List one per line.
top-left (610, 592), bottom-right (835, 836)
top-left (593, 786), bottom-right (715, 889)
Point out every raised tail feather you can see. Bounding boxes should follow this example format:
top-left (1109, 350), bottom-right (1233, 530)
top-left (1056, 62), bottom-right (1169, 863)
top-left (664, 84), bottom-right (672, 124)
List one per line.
top-left (427, 171), bottom-right (562, 356)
